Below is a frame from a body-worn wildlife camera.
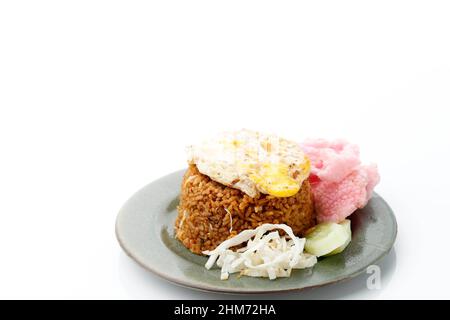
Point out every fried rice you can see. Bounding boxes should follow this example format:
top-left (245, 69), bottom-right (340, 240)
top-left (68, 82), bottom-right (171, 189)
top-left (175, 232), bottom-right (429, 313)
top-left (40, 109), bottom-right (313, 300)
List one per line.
top-left (175, 165), bottom-right (316, 254)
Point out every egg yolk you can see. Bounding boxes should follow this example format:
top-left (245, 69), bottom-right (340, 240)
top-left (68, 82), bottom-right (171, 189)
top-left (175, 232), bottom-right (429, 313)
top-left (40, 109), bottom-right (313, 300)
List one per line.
top-left (250, 163), bottom-right (301, 197)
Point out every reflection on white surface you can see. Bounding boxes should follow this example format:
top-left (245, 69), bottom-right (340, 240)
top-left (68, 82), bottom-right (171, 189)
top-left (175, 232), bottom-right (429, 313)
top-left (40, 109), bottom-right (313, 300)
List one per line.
top-left (117, 248), bottom-right (397, 300)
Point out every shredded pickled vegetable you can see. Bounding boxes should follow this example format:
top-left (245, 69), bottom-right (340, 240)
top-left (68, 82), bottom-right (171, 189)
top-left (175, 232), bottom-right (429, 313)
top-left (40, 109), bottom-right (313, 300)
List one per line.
top-left (203, 224), bottom-right (317, 280)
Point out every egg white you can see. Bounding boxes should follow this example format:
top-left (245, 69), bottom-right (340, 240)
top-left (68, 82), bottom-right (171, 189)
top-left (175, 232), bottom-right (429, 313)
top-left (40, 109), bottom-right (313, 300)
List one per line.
top-left (186, 129), bottom-right (310, 197)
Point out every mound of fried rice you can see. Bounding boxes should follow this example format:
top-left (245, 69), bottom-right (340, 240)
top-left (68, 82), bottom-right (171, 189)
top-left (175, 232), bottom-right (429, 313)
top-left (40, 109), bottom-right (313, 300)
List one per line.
top-left (175, 165), bottom-right (316, 254)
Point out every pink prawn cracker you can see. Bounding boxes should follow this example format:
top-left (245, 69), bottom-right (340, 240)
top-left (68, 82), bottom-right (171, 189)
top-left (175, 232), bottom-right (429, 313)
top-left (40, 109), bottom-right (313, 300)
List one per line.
top-left (300, 139), bottom-right (380, 223)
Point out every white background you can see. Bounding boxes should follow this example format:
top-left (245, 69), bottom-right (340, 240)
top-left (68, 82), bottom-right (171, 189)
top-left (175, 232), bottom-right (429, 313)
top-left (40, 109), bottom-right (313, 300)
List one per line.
top-left (1, 1), bottom-right (449, 299)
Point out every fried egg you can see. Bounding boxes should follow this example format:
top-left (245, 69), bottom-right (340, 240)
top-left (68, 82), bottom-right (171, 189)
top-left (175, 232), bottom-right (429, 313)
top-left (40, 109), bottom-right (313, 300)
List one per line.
top-left (186, 129), bottom-right (310, 197)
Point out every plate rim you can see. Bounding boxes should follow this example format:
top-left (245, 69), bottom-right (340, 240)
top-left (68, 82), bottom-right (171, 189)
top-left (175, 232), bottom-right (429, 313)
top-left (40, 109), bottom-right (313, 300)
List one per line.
top-left (115, 170), bottom-right (398, 294)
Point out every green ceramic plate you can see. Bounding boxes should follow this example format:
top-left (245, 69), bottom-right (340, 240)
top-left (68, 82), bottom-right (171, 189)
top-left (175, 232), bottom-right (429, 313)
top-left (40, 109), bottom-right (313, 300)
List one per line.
top-left (116, 169), bottom-right (397, 294)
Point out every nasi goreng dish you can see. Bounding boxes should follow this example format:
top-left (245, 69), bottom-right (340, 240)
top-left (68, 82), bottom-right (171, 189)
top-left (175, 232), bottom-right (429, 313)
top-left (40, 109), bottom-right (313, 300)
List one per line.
top-left (174, 130), bottom-right (379, 280)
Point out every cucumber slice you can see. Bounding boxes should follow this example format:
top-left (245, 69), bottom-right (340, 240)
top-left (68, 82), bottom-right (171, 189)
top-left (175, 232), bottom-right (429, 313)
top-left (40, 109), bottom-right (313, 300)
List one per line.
top-left (304, 220), bottom-right (350, 257)
top-left (324, 219), bottom-right (352, 256)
